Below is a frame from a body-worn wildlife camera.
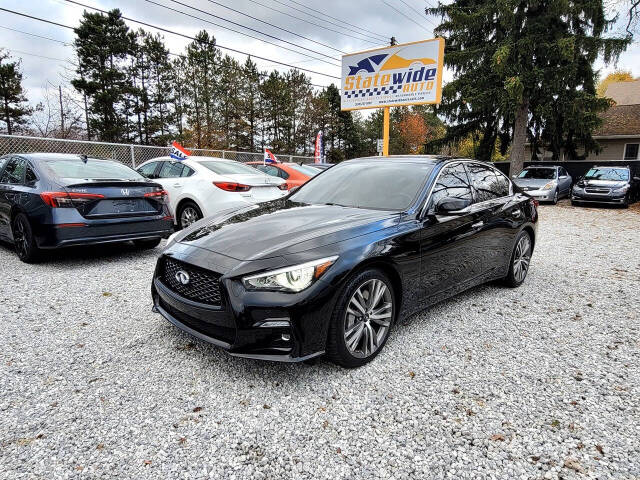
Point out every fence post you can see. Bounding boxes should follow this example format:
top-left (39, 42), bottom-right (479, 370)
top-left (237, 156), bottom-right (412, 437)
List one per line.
top-left (130, 145), bottom-right (136, 168)
top-left (222, 151), bottom-right (226, 159)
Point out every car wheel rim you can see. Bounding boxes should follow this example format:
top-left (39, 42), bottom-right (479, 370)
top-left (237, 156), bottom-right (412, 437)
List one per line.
top-left (344, 279), bottom-right (393, 358)
top-left (513, 235), bottom-right (531, 283)
top-left (554, 191), bottom-right (558, 203)
top-left (14, 219), bottom-right (28, 258)
top-left (180, 207), bottom-right (200, 228)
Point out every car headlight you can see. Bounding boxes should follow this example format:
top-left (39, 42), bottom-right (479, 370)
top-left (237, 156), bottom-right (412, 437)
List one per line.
top-left (243, 256), bottom-right (338, 292)
top-left (612, 185), bottom-right (629, 194)
top-left (542, 181), bottom-right (556, 190)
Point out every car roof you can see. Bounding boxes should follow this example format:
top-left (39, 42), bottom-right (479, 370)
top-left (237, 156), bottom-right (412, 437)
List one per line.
top-left (8, 153), bottom-right (113, 162)
top-left (526, 165), bottom-right (557, 168)
top-left (142, 156), bottom-right (245, 165)
top-left (347, 155), bottom-right (493, 166)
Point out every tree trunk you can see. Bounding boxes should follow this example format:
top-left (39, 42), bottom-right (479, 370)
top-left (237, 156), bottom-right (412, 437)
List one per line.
top-left (509, 97), bottom-right (529, 177)
top-left (3, 96), bottom-right (11, 135)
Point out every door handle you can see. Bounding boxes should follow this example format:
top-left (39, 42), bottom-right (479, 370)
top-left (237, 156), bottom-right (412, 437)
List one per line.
top-left (173, 183), bottom-right (182, 188)
top-left (472, 221), bottom-right (484, 229)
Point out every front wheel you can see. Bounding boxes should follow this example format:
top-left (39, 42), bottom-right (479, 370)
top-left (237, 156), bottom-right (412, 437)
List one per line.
top-left (12, 213), bottom-right (40, 263)
top-left (326, 269), bottom-right (395, 368)
top-left (503, 231), bottom-right (532, 288)
top-left (551, 189), bottom-right (558, 205)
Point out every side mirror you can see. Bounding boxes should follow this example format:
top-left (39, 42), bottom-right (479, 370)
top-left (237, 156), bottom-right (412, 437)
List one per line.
top-left (434, 197), bottom-right (471, 215)
top-left (511, 175), bottom-right (517, 179)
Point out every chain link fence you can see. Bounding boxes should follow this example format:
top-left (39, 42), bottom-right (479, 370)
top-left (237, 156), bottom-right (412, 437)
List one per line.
top-left (0, 134), bottom-right (314, 168)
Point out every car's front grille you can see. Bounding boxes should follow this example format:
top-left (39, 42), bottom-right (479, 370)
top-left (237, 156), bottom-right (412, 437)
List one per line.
top-left (584, 187), bottom-right (611, 194)
top-left (161, 257), bottom-right (222, 306)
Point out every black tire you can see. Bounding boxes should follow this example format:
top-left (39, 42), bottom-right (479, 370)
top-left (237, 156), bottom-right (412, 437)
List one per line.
top-left (571, 199), bottom-right (580, 207)
top-left (12, 213), bottom-right (40, 263)
top-left (176, 201), bottom-right (202, 230)
top-left (133, 238), bottom-right (162, 249)
top-left (551, 189), bottom-right (558, 205)
top-left (503, 230), bottom-right (533, 288)
top-left (326, 269), bottom-right (396, 368)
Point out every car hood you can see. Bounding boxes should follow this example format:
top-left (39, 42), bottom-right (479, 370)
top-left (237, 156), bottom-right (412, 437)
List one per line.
top-left (513, 178), bottom-right (554, 188)
top-left (579, 179), bottom-right (628, 188)
top-left (172, 199), bottom-right (400, 261)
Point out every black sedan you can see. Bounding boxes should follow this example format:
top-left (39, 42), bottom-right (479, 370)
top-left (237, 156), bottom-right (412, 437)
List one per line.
top-left (152, 156), bottom-right (538, 367)
top-left (0, 153), bottom-right (174, 262)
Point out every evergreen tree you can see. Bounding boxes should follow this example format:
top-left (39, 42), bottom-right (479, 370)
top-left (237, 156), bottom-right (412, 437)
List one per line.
top-left (428, 0), bottom-right (629, 173)
top-left (71, 9), bottom-right (135, 142)
top-left (0, 50), bottom-right (32, 135)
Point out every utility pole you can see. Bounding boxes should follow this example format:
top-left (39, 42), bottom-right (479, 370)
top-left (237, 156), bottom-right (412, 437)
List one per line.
top-left (382, 37), bottom-right (398, 156)
top-left (58, 85), bottom-right (65, 134)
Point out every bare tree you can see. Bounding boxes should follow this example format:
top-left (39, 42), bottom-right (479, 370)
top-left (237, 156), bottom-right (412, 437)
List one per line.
top-left (30, 83), bottom-right (85, 139)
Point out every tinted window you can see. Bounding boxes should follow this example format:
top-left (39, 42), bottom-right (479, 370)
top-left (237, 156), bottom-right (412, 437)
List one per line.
top-left (430, 163), bottom-right (472, 208)
top-left (518, 168), bottom-right (556, 179)
top-left (158, 161), bottom-right (184, 178)
top-left (288, 164), bottom-right (321, 176)
top-left (559, 167), bottom-right (568, 177)
top-left (0, 157), bottom-right (8, 173)
top-left (584, 167), bottom-right (629, 181)
top-left (138, 161), bottom-right (159, 178)
top-left (290, 161), bottom-right (434, 210)
top-left (25, 164), bottom-right (37, 184)
top-left (199, 160), bottom-right (261, 175)
top-left (466, 164), bottom-right (503, 203)
top-left (494, 171), bottom-right (510, 196)
top-left (624, 143), bottom-right (639, 160)
top-left (0, 158), bottom-right (27, 184)
top-left (256, 165), bottom-right (281, 177)
top-left (181, 166), bottom-right (195, 177)
top-left (43, 158), bottom-right (143, 181)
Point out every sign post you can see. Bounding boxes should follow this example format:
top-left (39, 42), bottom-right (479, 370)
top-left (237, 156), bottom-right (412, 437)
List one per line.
top-left (340, 38), bottom-right (445, 157)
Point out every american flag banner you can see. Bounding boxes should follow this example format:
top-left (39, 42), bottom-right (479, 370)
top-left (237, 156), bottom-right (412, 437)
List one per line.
top-left (169, 141), bottom-right (191, 161)
top-left (264, 148), bottom-right (278, 165)
top-left (314, 131), bottom-right (324, 164)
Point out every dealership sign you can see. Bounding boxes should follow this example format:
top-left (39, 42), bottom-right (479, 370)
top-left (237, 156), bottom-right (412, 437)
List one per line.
top-left (340, 38), bottom-right (445, 111)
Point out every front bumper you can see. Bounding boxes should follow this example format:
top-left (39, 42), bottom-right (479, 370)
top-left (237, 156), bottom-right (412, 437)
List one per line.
top-left (151, 255), bottom-right (339, 362)
top-left (571, 190), bottom-right (627, 204)
top-left (523, 189), bottom-right (555, 201)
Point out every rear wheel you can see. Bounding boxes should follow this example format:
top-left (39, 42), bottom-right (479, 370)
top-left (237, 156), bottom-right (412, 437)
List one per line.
top-left (133, 238), bottom-right (162, 249)
top-left (503, 231), bottom-right (532, 288)
top-left (177, 201), bottom-right (202, 230)
top-left (12, 213), bottom-right (40, 263)
top-left (326, 269), bottom-right (395, 368)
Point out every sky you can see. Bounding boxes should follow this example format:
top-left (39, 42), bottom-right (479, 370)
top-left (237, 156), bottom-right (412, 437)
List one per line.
top-left (1, 0), bottom-right (639, 109)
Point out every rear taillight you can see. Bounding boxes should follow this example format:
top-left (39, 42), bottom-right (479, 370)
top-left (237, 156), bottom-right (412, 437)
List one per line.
top-left (144, 189), bottom-right (169, 202)
top-left (278, 183), bottom-right (289, 191)
top-left (40, 191), bottom-right (105, 208)
top-left (213, 182), bottom-right (251, 192)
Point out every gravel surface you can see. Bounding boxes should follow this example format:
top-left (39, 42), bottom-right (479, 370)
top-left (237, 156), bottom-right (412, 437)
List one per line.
top-left (1, 201), bottom-right (638, 480)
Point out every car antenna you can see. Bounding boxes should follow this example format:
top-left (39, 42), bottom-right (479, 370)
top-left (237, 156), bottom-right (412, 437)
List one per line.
top-left (79, 154), bottom-right (88, 164)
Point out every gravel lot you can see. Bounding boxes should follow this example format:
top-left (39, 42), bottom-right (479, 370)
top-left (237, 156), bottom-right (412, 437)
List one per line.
top-left (1, 201), bottom-right (638, 480)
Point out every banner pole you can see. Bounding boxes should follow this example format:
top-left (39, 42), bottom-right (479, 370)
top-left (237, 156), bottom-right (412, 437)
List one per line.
top-left (383, 106), bottom-right (390, 156)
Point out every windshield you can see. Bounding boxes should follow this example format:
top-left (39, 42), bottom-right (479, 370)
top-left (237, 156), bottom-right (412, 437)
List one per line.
top-left (199, 161), bottom-right (261, 176)
top-left (289, 161), bottom-right (434, 210)
top-left (518, 168), bottom-right (556, 180)
top-left (584, 167), bottom-right (629, 181)
top-left (288, 164), bottom-right (321, 176)
top-left (43, 158), bottom-right (144, 181)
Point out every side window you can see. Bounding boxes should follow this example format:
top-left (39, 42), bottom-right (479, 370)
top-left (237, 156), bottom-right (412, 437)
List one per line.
top-left (158, 161), bottom-right (185, 178)
top-left (430, 163), bottom-right (473, 208)
top-left (138, 162), bottom-right (159, 178)
top-left (0, 157), bottom-right (8, 174)
top-left (259, 165), bottom-right (280, 177)
top-left (0, 158), bottom-right (27, 185)
top-left (559, 167), bottom-right (568, 177)
top-left (493, 170), bottom-right (510, 197)
top-left (275, 167), bottom-right (290, 180)
top-left (25, 163), bottom-right (38, 184)
top-left (181, 166), bottom-right (195, 177)
top-left (466, 164), bottom-right (503, 203)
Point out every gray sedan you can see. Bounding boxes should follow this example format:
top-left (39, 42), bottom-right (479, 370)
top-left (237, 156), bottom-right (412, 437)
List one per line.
top-left (512, 165), bottom-right (572, 204)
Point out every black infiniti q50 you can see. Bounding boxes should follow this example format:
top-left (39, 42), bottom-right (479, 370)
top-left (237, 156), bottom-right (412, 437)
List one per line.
top-left (152, 156), bottom-right (538, 367)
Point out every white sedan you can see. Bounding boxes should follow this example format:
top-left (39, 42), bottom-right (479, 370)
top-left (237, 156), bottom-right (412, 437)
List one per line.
top-left (137, 156), bottom-right (288, 229)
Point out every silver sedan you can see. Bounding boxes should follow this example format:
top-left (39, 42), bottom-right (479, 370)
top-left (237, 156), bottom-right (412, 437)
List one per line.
top-left (512, 165), bottom-right (572, 204)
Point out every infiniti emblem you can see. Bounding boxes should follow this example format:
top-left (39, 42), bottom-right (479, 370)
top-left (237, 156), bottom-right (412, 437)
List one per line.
top-left (121, 188), bottom-right (130, 196)
top-left (175, 270), bottom-right (190, 285)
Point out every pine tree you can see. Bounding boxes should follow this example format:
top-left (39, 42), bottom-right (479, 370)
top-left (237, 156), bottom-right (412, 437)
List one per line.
top-left (71, 9), bottom-right (135, 142)
top-left (0, 50), bottom-right (32, 135)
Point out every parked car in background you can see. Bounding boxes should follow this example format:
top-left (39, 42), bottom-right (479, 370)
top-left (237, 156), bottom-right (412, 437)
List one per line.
top-left (0, 153), bottom-right (173, 263)
top-left (571, 165), bottom-right (640, 207)
top-left (152, 156), bottom-right (537, 367)
top-left (305, 162), bottom-right (334, 170)
top-left (512, 165), bottom-right (572, 204)
top-left (246, 162), bottom-right (321, 190)
top-left (137, 157), bottom-right (288, 229)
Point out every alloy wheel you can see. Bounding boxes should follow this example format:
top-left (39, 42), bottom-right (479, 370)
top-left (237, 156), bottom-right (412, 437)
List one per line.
top-left (553, 190), bottom-right (558, 204)
top-left (512, 234), bottom-right (532, 283)
top-left (344, 279), bottom-right (393, 358)
top-left (180, 206), bottom-right (200, 229)
top-left (13, 218), bottom-right (29, 259)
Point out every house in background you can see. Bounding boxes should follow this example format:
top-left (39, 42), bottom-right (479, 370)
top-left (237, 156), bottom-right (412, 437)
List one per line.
top-left (525, 79), bottom-right (640, 161)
